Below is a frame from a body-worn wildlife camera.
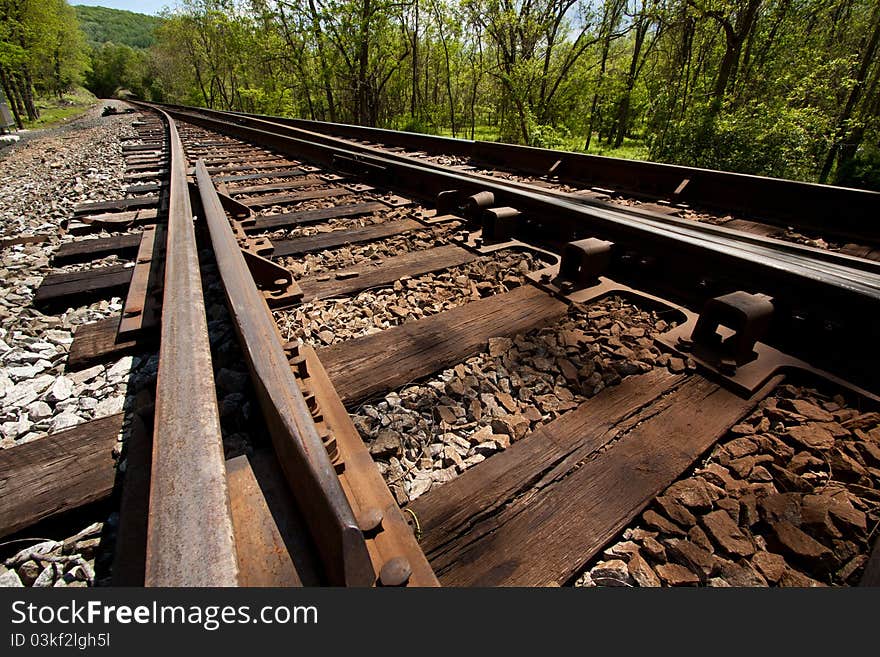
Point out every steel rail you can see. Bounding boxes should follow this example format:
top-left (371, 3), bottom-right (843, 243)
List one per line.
top-left (153, 104), bottom-right (880, 277)
top-left (154, 105), bottom-right (880, 304)
top-left (194, 159), bottom-right (375, 586)
top-left (226, 109), bottom-right (880, 245)
top-left (144, 110), bottom-right (239, 586)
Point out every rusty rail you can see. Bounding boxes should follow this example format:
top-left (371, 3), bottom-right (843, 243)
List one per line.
top-left (144, 111), bottom-right (239, 586)
top-left (193, 159), bottom-right (375, 586)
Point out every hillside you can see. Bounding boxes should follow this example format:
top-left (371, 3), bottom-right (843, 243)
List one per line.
top-left (74, 5), bottom-right (163, 49)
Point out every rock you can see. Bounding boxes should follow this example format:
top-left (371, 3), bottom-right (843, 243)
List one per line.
top-left (759, 493), bottom-right (803, 525)
top-left (829, 448), bottom-right (869, 480)
top-left (107, 356), bottom-right (135, 380)
top-left (467, 425), bottom-right (493, 446)
top-left (94, 396), bottom-right (123, 417)
top-left (826, 496), bottom-right (867, 533)
top-left (69, 365), bottom-right (103, 384)
top-left (490, 414), bottom-right (530, 440)
top-left (655, 495), bottom-right (696, 526)
top-left (590, 560), bottom-right (633, 587)
top-left (724, 437), bottom-right (758, 457)
top-left (408, 475), bottom-right (432, 499)
top-left (713, 557), bottom-right (768, 587)
top-left (369, 431), bottom-right (401, 458)
top-left (785, 424), bottom-right (835, 451)
top-left (17, 560), bottom-right (42, 586)
top-left (49, 412), bottom-right (83, 432)
top-left (47, 376), bottom-right (74, 402)
top-left (778, 568), bottom-right (826, 587)
top-left (0, 372), bottom-right (12, 398)
top-left (26, 400), bottom-right (52, 421)
top-left (702, 509), bottom-right (754, 557)
top-left (32, 564), bottom-right (56, 588)
top-left (602, 541), bottom-right (640, 561)
top-left (836, 555), bottom-right (868, 583)
top-left (0, 568), bottom-right (24, 587)
top-left (770, 520), bottom-right (834, 567)
top-left (641, 536), bottom-right (667, 561)
top-left (624, 527), bottom-right (658, 542)
top-left (430, 466), bottom-right (458, 484)
top-left (437, 406), bottom-right (458, 424)
top-left (665, 478), bottom-right (720, 509)
top-left (769, 464), bottom-right (811, 492)
top-left (655, 563), bottom-right (699, 586)
top-left (665, 539), bottom-right (714, 579)
top-left (44, 329), bottom-right (73, 346)
top-left (216, 368), bottom-right (248, 394)
top-left (739, 493), bottom-right (759, 527)
top-left (730, 423), bottom-right (756, 436)
top-left (495, 392), bottom-right (518, 413)
top-left (487, 337), bottom-right (512, 357)
top-left (5, 374), bottom-right (54, 407)
top-left (749, 465), bottom-right (773, 482)
top-left (688, 525), bottom-right (714, 552)
top-left (782, 399), bottom-right (835, 422)
top-left (627, 552), bottom-right (661, 587)
top-left (642, 510), bottom-right (685, 536)
top-left (668, 357), bottom-right (686, 373)
top-left (751, 551), bottom-right (787, 583)
top-left (789, 451), bottom-right (824, 473)
top-left (800, 494), bottom-right (845, 539)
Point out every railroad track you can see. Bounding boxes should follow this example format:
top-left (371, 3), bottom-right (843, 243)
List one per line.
top-left (2, 102), bottom-right (879, 587)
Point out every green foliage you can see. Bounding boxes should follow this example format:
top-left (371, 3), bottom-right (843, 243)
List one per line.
top-left (73, 5), bottom-right (163, 49)
top-left (23, 86), bottom-right (95, 128)
top-left (836, 145), bottom-right (880, 191)
top-left (654, 101), bottom-right (833, 179)
top-left (137, 0), bottom-right (880, 189)
top-left (0, 0), bottom-right (92, 112)
top-left (85, 42), bottom-right (156, 99)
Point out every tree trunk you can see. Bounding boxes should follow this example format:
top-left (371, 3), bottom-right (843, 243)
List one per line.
top-left (610, 12), bottom-right (650, 147)
top-left (585, 0), bottom-right (623, 150)
top-left (0, 68), bottom-right (23, 129)
top-left (411, 0), bottom-right (419, 120)
top-left (820, 0), bottom-right (880, 182)
top-left (21, 69), bottom-right (38, 120)
top-left (710, 0), bottom-right (762, 107)
top-left (356, 0), bottom-right (372, 124)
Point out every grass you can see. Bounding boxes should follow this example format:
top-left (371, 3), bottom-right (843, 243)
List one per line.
top-left (21, 87), bottom-right (98, 130)
top-left (435, 124), bottom-right (651, 162)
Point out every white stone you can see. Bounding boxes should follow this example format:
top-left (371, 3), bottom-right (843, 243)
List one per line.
top-left (0, 568), bottom-right (24, 587)
top-left (94, 396), bottom-right (123, 418)
top-left (44, 330), bottom-right (72, 346)
top-left (68, 365), bottom-right (103, 385)
top-left (49, 413), bottom-right (83, 432)
top-left (78, 397), bottom-right (98, 411)
top-left (6, 364), bottom-right (40, 381)
top-left (5, 375), bottom-right (54, 407)
top-left (408, 475), bottom-right (433, 499)
top-left (47, 376), bottom-right (74, 402)
top-left (26, 401), bottom-right (52, 421)
top-left (107, 356), bottom-right (134, 381)
top-left (0, 372), bottom-right (12, 398)
top-left (32, 565), bottom-right (56, 588)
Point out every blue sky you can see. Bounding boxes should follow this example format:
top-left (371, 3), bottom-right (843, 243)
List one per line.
top-left (73, 1), bottom-right (172, 16)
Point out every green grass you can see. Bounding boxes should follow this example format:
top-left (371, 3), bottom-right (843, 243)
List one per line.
top-left (435, 124), bottom-right (650, 161)
top-left (582, 135), bottom-right (650, 161)
top-left (22, 87), bottom-right (97, 130)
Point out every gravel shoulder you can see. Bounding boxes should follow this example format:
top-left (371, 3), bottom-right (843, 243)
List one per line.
top-left (0, 101), bottom-right (153, 588)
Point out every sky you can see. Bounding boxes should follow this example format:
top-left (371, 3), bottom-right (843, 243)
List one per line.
top-left (73, 1), bottom-right (172, 16)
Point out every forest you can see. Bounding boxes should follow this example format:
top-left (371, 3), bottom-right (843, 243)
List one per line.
top-left (1, 0), bottom-right (879, 190)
